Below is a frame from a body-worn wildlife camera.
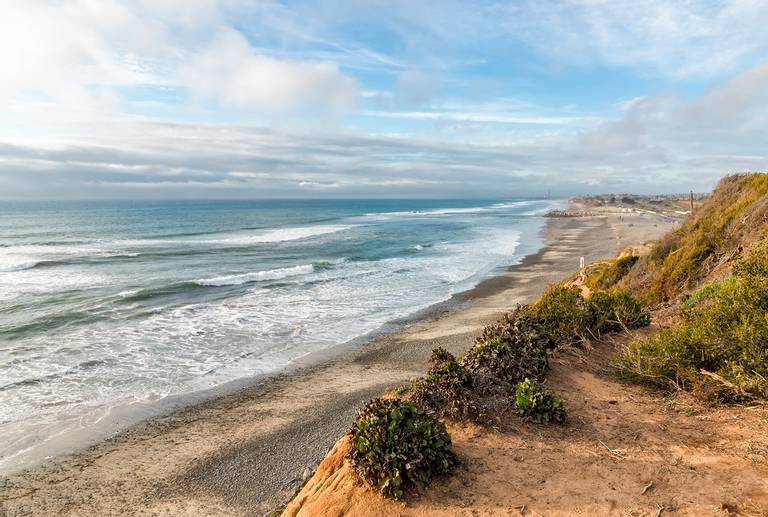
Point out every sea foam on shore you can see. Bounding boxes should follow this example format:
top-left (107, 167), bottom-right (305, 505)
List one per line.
top-left (0, 198), bottom-right (562, 472)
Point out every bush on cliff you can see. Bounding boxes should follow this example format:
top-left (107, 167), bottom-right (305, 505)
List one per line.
top-left (586, 255), bottom-right (639, 290)
top-left (459, 287), bottom-right (648, 391)
top-left (460, 306), bottom-right (550, 385)
top-left (348, 398), bottom-right (458, 499)
top-left (409, 348), bottom-right (489, 423)
top-left (529, 285), bottom-right (591, 345)
top-left (587, 290), bottom-right (650, 335)
top-left (733, 240), bottom-right (768, 277)
top-left (515, 378), bottom-right (566, 424)
top-left (626, 173), bottom-right (768, 304)
top-left (619, 241), bottom-right (768, 401)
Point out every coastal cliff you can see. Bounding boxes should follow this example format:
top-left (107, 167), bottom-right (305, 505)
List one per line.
top-left (284, 174), bottom-right (768, 516)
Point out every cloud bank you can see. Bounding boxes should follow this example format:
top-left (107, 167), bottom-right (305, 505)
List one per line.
top-left (0, 0), bottom-right (767, 199)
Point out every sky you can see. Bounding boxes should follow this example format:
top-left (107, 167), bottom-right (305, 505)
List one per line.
top-left (1, 0), bottom-right (768, 199)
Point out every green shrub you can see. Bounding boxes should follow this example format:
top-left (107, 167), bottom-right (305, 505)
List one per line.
top-left (461, 306), bottom-right (550, 384)
top-left (586, 255), bottom-right (639, 290)
top-left (348, 398), bottom-right (458, 499)
top-left (409, 348), bottom-right (489, 423)
top-left (514, 378), bottom-right (566, 424)
top-left (733, 240), bottom-right (768, 277)
top-left (529, 285), bottom-right (590, 345)
top-left (587, 290), bottom-right (650, 335)
top-left (649, 230), bottom-right (682, 262)
top-left (618, 273), bottom-right (768, 401)
top-left (681, 278), bottom-right (737, 309)
top-left (424, 347), bottom-right (472, 386)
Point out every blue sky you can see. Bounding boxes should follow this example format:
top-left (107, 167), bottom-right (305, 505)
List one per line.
top-left (1, 0), bottom-right (768, 198)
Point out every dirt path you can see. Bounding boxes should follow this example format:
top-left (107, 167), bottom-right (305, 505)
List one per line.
top-left (286, 332), bottom-right (768, 516)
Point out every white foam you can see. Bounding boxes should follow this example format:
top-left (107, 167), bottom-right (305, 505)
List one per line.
top-left (359, 201), bottom-right (542, 221)
top-left (0, 261), bottom-right (39, 272)
top-left (114, 225), bottom-right (352, 247)
top-left (0, 227), bottom-right (349, 280)
top-left (362, 207), bottom-right (492, 219)
top-left (199, 225), bottom-right (351, 245)
top-left (0, 269), bottom-right (108, 295)
top-left (0, 200), bottom-right (559, 473)
top-left (195, 264), bottom-right (315, 287)
top-left (419, 207), bottom-right (493, 215)
top-left (491, 202), bottom-right (527, 209)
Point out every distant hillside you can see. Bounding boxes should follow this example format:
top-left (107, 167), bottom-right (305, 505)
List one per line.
top-left (623, 173), bottom-right (768, 304)
top-left (618, 172), bottom-right (768, 401)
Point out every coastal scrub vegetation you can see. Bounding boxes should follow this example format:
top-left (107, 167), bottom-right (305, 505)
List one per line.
top-left (732, 240), bottom-right (768, 277)
top-left (619, 238), bottom-right (768, 401)
top-left (515, 378), bottom-right (566, 424)
top-left (347, 398), bottom-right (458, 499)
top-left (529, 285), bottom-right (591, 345)
top-left (338, 173), bottom-right (768, 506)
top-left (525, 284), bottom-right (649, 343)
top-left (410, 289), bottom-right (648, 425)
top-left (585, 255), bottom-right (639, 290)
top-left (587, 290), bottom-right (650, 336)
top-left (404, 288), bottom-right (647, 428)
top-left (344, 230), bottom-right (652, 499)
top-left (460, 306), bottom-right (551, 385)
top-left (514, 285), bottom-right (649, 345)
top-left (408, 348), bottom-right (489, 424)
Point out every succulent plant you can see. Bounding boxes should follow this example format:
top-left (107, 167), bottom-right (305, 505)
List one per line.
top-left (348, 398), bottom-right (458, 499)
top-left (515, 378), bottom-right (566, 424)
top-left (461, 306), bottom-right (550, 385)
top-left (409, 348), bottom-right (490, 424)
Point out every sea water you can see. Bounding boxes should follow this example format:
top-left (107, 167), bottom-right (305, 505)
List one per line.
top-left (0, 198), bottom-right (562, 471)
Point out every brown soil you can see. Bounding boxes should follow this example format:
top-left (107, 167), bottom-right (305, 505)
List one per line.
top-left (285, 332), bottom-right (768, 517)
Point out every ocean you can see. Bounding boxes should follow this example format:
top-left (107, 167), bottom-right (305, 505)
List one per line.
top-left (0, 198), bottom-right (561, 471)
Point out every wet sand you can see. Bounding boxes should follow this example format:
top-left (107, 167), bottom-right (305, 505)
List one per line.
top-left (0, 209), bottom-right (675, 517)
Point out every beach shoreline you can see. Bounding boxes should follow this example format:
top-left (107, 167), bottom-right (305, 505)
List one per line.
top-left (0, 204), bottom-right (550, 476)
top-left (0, 207), bottom-right (676, 516)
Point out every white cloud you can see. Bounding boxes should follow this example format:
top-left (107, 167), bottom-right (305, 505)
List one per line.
top-left (0, 0), bottom-right (766, 199)
top-left (584, 60), bottom-right (768, 150)
top-left (0, 99), bottom-right (760, 201)
top-left (568, 59), bottom-right (768, 189)
top-left (393, 70), bottom-right (441, 107)
top-left (180, 29), bottom-right (359, 113)
top-left (362, 110), bottom-right (594, 126)
top-left (497, 0), bottom-right (768, 77)
top-left (0, 1), bottom-right (161, 107)
top-left (4, 52), bottom-right (768, 200)
top-left (0, 1), bottom-right (358, 116)
top-left (298, 181), bottom-right (341, 189)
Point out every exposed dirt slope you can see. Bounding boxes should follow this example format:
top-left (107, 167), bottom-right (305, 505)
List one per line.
top-left (286, 332), bottom-right (768, 516)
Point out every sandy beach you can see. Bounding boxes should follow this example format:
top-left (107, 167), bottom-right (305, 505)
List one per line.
top-left (0, 208), bottom-right (675, 516)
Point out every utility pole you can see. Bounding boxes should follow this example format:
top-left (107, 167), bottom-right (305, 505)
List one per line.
top-left (689, 190), bottom-right (694, 213)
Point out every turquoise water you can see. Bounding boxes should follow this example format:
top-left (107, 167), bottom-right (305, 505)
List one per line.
top-left (0, 198), bottom-right (561, 470)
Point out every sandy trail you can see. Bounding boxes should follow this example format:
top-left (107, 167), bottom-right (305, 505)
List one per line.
top-left (0, 210), bottom-right (673, 517)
